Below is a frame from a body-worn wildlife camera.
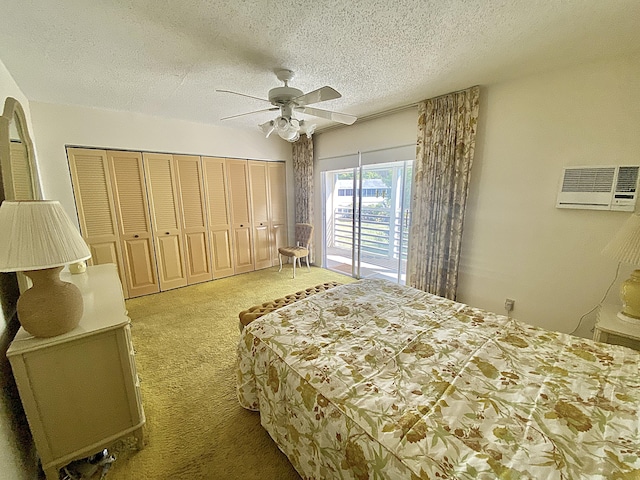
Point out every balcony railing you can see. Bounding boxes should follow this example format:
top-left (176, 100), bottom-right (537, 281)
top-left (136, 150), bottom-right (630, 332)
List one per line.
top-left (330, 207), bottom-right (409, 260)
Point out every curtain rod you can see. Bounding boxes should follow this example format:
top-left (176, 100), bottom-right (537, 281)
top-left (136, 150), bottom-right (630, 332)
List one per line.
top-left (315, 102), bottom-right (419, 134)
top-left (315, 85), bottom-right (479, 135)
top-left (317, 142), bottom-right (416, 163)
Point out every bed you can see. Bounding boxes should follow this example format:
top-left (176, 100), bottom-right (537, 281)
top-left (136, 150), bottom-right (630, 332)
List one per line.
top-left (237, 279), bottom-right (640, 479)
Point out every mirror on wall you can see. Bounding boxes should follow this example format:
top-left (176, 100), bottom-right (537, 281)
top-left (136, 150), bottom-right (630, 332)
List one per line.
top-left (0, 97), bottom-right (42, 202)
top-left (0, 97), bottom-right (43, 323)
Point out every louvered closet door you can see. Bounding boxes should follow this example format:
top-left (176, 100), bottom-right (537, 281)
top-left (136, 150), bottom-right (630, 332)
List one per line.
top-left (201, 157), bottom-right (234, 278)
top-left (174, 155), bottom-right (213, 284)
top-left (226, 159), bottom-right (254, 274)
top-left (143, 153), bottom-right (187, 291)
top-left (67, 148), bottom-right (129, 298)
top-left (107, 150), bottom-right (159, 297)
top-left (267, 162), bottom-right (288, 266)
top-left (249, 161), bottom-right (272, 270)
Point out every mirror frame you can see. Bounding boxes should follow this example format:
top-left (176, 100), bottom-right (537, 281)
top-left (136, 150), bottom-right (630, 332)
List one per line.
top-left (0, 97), bottom-right (43, 308)
top-left (0, 97), bottom-right (42, 202)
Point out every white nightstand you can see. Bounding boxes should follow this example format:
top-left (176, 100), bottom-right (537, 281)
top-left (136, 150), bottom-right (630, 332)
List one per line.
top-left (593, 303), bottom-right (640, 351)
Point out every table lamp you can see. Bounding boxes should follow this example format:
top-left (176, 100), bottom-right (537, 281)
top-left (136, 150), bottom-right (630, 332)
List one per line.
top-left (602, 212), bottom-right (640, 323)
top-left (0, 200), bottom-right (91, 337)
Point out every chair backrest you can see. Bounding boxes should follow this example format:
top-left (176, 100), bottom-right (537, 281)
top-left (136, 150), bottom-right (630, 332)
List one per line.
top-left (295, 223), bottom-right (314, 248)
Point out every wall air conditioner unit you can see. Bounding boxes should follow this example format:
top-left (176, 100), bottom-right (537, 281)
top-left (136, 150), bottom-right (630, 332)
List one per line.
top-left (556, 165), bottom-right (640, 211)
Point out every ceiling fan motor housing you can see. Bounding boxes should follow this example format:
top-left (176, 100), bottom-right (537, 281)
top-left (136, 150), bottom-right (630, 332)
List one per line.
top-left (268, 86), bottom-right (303, 107)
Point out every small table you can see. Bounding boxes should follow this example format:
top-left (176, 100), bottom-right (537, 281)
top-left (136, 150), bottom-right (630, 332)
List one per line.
top-left (593, 303), bottom-right (640, 351)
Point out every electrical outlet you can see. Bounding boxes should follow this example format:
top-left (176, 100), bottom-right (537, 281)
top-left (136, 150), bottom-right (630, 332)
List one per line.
top-left (504, 298), bottom-right (515, 313)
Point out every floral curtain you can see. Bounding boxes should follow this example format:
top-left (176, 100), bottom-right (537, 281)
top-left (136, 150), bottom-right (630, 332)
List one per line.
top-left (292, 136), bottom-right (314, 260)
top-left (407, 86), bottom-right (480, 299)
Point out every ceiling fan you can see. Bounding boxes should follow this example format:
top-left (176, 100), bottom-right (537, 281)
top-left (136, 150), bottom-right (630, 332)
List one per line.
top-left (217, 69), bottom-right (357, 142)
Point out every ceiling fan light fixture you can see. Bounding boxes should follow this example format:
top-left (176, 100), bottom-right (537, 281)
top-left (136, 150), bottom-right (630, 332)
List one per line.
top-left (272, 116), bottom-right (300, 142)
top-left (275, 116), bottom-right (289, 130)
top-left (277, 125), bottom-right (300, 142)
top-left (261, 112), bottom-right (319, 142)
top-left (282, 130), bottom-right (300, 142)
top-left (259, 120), bottom-right (275, 138)
top-left (299, 120), bottom-right (316, 139)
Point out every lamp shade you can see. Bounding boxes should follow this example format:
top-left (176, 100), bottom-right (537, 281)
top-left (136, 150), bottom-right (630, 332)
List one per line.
top-left (0, 200), bottom-right (91, 272)
top-left (602, 213), bottom-right (640, 265)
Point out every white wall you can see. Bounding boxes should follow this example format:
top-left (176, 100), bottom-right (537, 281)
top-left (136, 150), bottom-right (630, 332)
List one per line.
top-left (315, 54), bottom-right (640, 335)
top-left (30, 102), bottom-right (293, 225)
top-left (315, 108), bottom-right (418, 160)
top-left (0, 58), bottom-right (39, 480)
top-left (0, 62), bottom-right (33, 129)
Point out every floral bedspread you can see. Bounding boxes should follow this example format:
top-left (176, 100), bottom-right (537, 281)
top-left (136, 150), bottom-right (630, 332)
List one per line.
top-left (237, 279), bottom-right (640, 479)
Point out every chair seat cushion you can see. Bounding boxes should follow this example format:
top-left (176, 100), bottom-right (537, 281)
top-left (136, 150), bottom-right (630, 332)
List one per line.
top-left (278, 246), bottom-right (309, 258)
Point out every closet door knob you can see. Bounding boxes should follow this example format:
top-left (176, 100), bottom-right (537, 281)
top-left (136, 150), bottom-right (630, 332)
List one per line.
top-left (165, 232), bottom-right (170, 235)
top-left (134, 235), bottom-right (139, 238)
top-left (240, 224), bottom-right (244, 227)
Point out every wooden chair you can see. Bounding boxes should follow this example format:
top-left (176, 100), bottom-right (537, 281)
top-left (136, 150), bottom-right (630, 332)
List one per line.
top-left (278, 223), bottom-right (314, 278)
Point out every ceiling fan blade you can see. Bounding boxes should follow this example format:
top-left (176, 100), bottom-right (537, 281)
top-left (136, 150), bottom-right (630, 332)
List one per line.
top-left (298, 106), bottom-right (357, 125)
top-left (292, 86), bottom-right (341, 106)
top-left (220, 108), bottom-right (278, 121)
top-left (216, 89), bottom-right (271, 103)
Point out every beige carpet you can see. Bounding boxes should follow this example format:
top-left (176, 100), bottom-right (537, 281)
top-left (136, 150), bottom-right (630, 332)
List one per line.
top-left (107, 266), bottom-right (353, 480)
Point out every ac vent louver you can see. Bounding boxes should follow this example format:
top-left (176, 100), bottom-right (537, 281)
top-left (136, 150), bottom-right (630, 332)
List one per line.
top-left (556, 165), bottom-right (640, 211)
top-left (561, 167), bottom-right (615, 193)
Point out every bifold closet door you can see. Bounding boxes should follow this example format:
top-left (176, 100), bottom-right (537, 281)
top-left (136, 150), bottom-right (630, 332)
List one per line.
top-left (174, 155), bottom-right (213, 284)
top-left (267, 162), bottom-right (288, 266)
top-left (143, 153), bottom-right (187, 291)
top-left (201, 157), bottom-right (234, 278)
top-left (248, 161), bottom-right (272, 270)
top-left (226, 159), bottom-right (254, 274)
top-left (67, 148), bottom-right (129, 298)
top-left (107, 151), bottom-right (159, 297)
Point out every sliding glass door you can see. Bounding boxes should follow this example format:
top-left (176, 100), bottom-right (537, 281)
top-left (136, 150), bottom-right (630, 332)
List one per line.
top-left (323, 159), bottom-right (412, 284)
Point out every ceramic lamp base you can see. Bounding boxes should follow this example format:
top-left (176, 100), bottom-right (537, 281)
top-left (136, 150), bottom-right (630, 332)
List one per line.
top-left (620, 269), bottom-right (640, 320)
top-left (17, 266), bottom-right (84, 337)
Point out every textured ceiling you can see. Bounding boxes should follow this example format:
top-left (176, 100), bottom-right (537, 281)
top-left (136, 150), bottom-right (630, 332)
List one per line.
top-left (1, 0), bottom-right (639, 134)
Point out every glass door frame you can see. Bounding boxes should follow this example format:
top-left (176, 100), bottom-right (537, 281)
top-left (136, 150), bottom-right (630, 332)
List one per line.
top-left (321, 154), bottom-right (413, 284)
